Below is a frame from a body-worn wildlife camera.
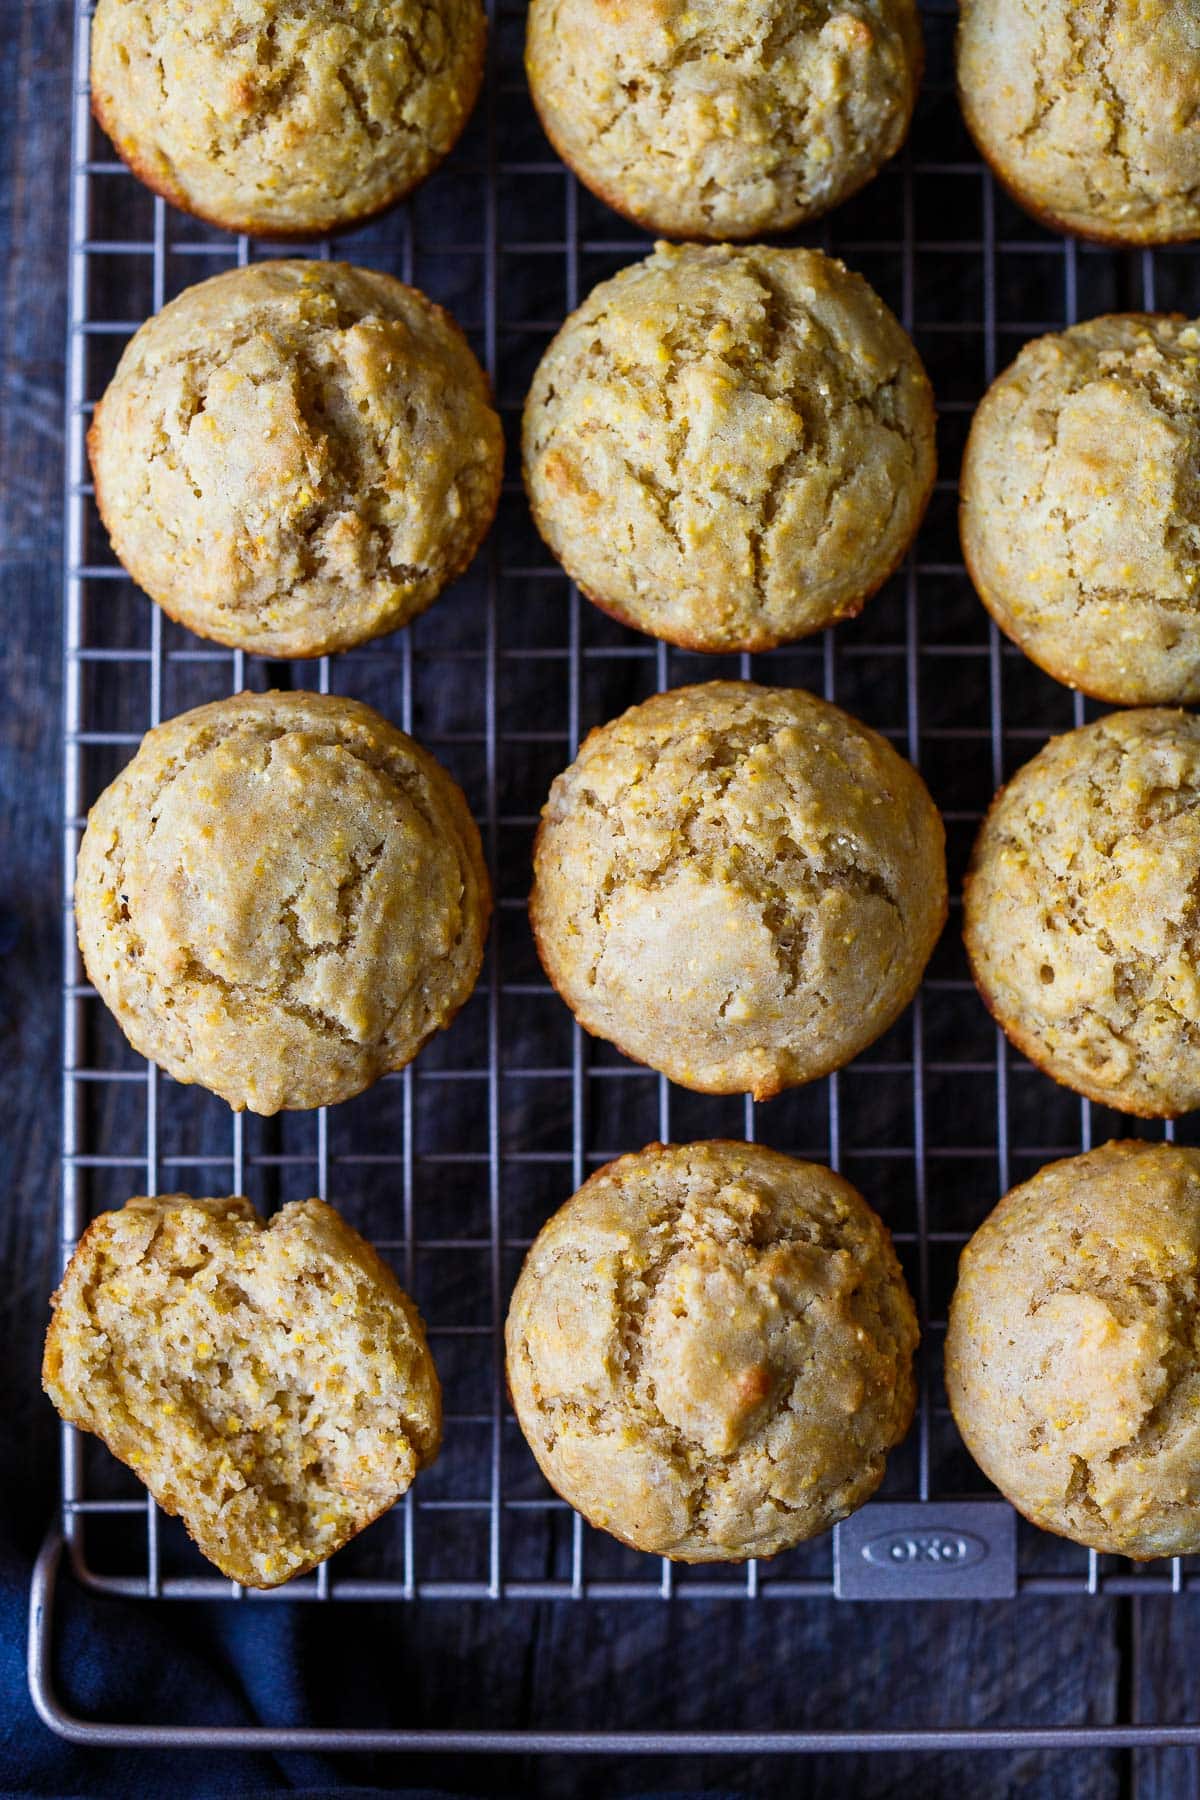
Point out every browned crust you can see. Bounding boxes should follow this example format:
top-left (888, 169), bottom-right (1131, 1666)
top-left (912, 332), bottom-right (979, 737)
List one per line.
top-left (520, 352), bottom-right (938, 656)
top-left (503, 1138), bottom-right (915, 1564)
top-left (565, 471), bottom-right (930, 654)
top-left (961, 784), bottom-right (1188, 1120)
top-left (527, 680), bottom-right (949, 1098)
top-left (43, 1204), bottom-right (125, 1369)
top-left (977, 1482), bottom-right (1181, 1562)
top-left (525, 14), bottom-right (924, 244)
top-left (90, 17), bottom-right (487, 243)
top-left (87, 264), bottom-right (505, 660)
top-left (44, 1196), bottom-right (442, 1589)
top-left (956, 78), bottom-right (1200, 248)
top-left (958, 312), bottom-right (1200, 708)
top-left (512, 1449), bottom-right (892, 1563)
top-left (90, 418), bottom-right (503, 660)
top-left (946, 1369), bottom-right (1165, 1559)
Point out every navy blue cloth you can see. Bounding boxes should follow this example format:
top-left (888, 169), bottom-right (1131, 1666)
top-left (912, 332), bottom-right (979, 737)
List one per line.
top-left (0, 1399), bottom-right (473, 1795)
top-left (0, 1399), bottom-right (748, 1797)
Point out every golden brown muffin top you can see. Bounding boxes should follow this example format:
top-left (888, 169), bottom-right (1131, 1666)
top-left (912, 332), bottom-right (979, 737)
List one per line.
top-left (90, 261), bottom-right (503, 658)
top-left (506, 1141), bottom-right (918, 1561)
top-left (75, 690), bottom-right (490, 1115)
top-left (958, 0), bottom-right (1200, 244)
top-left (91, 0), bottom-right (486, 236)
top-left (961, 315), bottom-right (1200, 705)
top-left (526, 0), bottom-right (922, 239)
top-left (531, 682), bottom-right (947, 1098)
top-left (947, 1140), bottom-right (1200, 1558)
top-left (523, 243), bottom-right (935, 652)
top-left (965, 708), bottom-right (1200, 1118)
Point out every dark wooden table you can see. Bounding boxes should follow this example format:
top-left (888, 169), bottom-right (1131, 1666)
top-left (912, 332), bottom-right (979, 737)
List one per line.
top-left (2, 3), bottom-right (1198, 1794)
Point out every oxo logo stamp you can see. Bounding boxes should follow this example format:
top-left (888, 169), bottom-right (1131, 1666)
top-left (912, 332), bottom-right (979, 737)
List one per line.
top-left (834, 1502), bottom-right (1017, 1600)
top-left (862, 1529), bottom-right (989, 1570)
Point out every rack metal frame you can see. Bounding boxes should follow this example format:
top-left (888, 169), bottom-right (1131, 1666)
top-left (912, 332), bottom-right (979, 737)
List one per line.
top-left (30, 0), bottom-right (1200, 1755)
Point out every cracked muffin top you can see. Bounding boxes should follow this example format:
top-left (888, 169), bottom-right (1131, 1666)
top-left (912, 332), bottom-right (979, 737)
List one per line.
top-left (957, 0), bottom-right (1200, 244)
top-left (965, 709), bottom-right (1200, 1118)
top-left (74, 689), bottom-right (490, 1115)
top-left (44, 1194), bottom-right (441, 1587)
top-left (946, 1140), bottom-right (1200, 1558)
top-left (506, 1140), bottom-right (918, 1562)
top-left (90, 0), bottom-right (486, 236)
top-left (89, 261), bottom-right (503, 659)
top-left (961, 315), bottom-right (1200, 706)
top-left (522, 243), bottom-right (935, 653)
top-left (525, 0), bottom-right (922, 240)
top-left (530, 682), bottom-right (947, 1098)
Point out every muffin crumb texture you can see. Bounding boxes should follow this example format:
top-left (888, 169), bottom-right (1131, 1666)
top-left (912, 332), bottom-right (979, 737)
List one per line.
top-left (946, 1141), bottom-right (1200, 1558)
top-left (43, 1195), bottom-right (442, 1587)
top-left (75, 690), bottom-right (490, 1114)
top-left (506, 1141), bottom-right (918, 1561)
top-left (958, 0), bottom-right (1200, 244)
top-left (90, 262), bottom-right (504, 658)
top-left (91, 0), bottom-right (487, 236)
top-left (523, 243), bottom-right (935, 652)
top-left (962, 315), bottom-right (1200, 704)
top-left (526, 0), bottom-right (922, 239)
top-left (965, 708), bottom-right (1200, 1117)
top-left (531, 682), bottom-right (947, 1097)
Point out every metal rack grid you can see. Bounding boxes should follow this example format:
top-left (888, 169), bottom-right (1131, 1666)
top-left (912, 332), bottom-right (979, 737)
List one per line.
top-left (29, 0), bottom-right (1200, 1755)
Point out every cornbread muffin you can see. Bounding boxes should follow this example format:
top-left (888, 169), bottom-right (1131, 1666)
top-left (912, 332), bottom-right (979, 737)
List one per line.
top-left (75, 690), bottom-right (490, 1114)
top-left (965, 709), bottom-right (1200, 1117)
top-left (44, 1194), bottom-right (442, 1587)
top-left (531, 682), bottom-right (947, 1097)
top-left (947, 1141), bottom-right (1200, 1559)
top-left (506, 1141), bottom-right (918, 1561)
top-left (526, 0), bottom-right (922, 240)
top-left (523, 243), bottom-right (936, 653)
top-left (90, 0), bottom-right (486, 238)
top-left (89, 261), bottom-right (503, 659)
top-left (957, 0), bottom-right (1200, 245)
top-left (961, 315), bottom-right (1200, 705)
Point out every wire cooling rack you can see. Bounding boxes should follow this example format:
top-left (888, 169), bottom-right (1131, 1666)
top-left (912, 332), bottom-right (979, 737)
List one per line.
top-left (29, 0), bottom-right (1200, 1757)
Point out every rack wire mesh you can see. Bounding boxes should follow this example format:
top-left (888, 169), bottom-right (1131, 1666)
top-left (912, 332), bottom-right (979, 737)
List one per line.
top-left (29, 0), bottom-right (1200, 1754)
